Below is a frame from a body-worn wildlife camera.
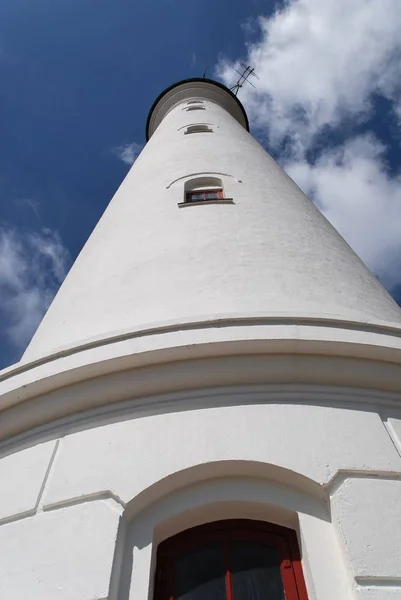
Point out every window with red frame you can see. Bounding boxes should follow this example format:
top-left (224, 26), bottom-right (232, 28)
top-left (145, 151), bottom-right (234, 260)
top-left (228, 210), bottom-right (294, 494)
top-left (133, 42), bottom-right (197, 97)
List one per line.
top-left (185, 188), bottom-right (224, 203)
top-left (154, 520), bottom-right (309, 600)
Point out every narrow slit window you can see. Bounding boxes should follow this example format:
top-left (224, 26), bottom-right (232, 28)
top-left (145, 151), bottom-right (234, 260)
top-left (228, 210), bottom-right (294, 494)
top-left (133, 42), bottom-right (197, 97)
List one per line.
top-left (186, 106), bottom-right (206, 112)
top-left (185, 125), bottom-right (213, 134)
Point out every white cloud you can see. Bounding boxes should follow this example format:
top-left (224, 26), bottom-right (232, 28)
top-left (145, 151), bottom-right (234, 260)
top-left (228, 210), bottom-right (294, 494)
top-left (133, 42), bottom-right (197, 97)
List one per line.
top-left (216, 0), bottom-right (401, 288)
top-left (286, 135), bottom-right (401, 287)
top-left (0, 228), bottom-right (70, 351)
top-left (217, 0), bottom-right (401, 152)
top-left (113, 141), bottom-right (143, 166)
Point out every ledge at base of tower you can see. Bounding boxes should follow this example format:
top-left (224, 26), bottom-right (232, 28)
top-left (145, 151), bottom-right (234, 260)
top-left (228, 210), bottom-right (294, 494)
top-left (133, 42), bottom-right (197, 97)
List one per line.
top-left (1, 78), bottom-right (401, 600)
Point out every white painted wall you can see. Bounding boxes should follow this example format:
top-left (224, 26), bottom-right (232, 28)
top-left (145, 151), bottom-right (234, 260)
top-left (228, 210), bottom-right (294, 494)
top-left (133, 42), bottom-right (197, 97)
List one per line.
top-left (332, 478), bottom-right (401, 579)
top-left (0, 440), bottom-right (56, 522)
top-left (1, 80), bottom-right (401, 600)
top-left (41, 403), bottom-right (401, 507)
top-left (0, 500), bottom-right (121, 600)
top-left (22, 80), bottom-right (401, 361)
top-left (1, 396), bottom-right (401, 599)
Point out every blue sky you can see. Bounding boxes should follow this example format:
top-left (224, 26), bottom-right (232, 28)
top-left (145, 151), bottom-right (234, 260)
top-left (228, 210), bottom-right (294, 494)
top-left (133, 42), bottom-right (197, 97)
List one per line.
top-left (0, 0), bottom-right (400, 369)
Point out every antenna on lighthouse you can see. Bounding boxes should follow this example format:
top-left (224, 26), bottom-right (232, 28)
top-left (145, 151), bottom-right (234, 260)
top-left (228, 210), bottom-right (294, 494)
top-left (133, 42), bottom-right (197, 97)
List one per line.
top-left (230, 63), bottom-right (259, 96)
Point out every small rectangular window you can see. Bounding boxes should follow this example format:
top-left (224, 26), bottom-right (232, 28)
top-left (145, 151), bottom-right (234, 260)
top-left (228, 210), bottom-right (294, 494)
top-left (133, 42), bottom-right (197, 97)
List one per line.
top-left (186, 189), bottom-right (224, 203)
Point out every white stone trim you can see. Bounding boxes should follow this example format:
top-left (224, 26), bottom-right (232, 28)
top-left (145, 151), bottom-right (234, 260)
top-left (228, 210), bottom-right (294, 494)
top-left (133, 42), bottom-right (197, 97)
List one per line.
top-left (2, 315), bottom-right (401, 442)
top-left (115, 477), bottom-right (353, 600)
top-left (178, 198), bottom-right (234, 207)
top-left (8, 313), bottom-right (401, 371)
top-left (2, 380), bottom-right (401, 472)
top-left (166, 171), bottom-right (242, 188)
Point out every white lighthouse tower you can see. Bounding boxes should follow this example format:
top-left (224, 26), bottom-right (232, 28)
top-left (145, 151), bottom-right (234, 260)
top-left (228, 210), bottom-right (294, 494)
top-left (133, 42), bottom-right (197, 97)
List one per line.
top-left (1, 78), bottom-right (401, 600)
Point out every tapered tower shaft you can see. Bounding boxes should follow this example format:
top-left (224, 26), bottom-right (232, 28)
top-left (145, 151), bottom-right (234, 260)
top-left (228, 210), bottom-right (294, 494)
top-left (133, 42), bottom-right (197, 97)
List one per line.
top-left (22, 79), bottom-right (401, 360)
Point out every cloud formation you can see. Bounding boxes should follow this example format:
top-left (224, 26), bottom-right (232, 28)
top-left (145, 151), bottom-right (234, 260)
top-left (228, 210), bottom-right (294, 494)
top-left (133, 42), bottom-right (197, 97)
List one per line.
top-left (113, 141), bottom-right (143, 166)
top-left (286, 135), bottom-right (401, 287)
top-left (218, 0), bottom-right (401, 152)
top-left (0, 227), bottom-right (70, 352)
top-left (216, 0), bottom-right (401, 288)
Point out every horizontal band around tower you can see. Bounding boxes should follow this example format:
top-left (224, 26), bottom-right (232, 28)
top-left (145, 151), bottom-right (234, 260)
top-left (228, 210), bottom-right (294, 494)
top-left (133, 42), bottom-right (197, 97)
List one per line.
top-left (2, 314), bottom-right (401, 444)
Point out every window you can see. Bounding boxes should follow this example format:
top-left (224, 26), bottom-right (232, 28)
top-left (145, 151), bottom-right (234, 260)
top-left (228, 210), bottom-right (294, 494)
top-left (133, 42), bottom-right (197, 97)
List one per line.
top-left (183, 176), bottom-right (225, 204)
top-left (185, 125), bottom-right (213, 135)
top-left (186, 106), bottom-right (206, 112)
top-left (186, 188), bottom-right (223, 202)
top-left (154, 520), bottom-right (309, 600)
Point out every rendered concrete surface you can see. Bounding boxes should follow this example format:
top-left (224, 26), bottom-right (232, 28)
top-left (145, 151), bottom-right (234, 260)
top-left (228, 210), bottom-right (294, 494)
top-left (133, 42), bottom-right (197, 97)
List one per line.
top-left (332, 478), bottom-right (401, 579)
top-left (22, 80), bottom-right (401, 360)
top-left (43, 404), bottom-right (401, 507)
top-left (1, 80), bottom-right (401, 600)
top-left (0, 500), bottom-right (120, 600)
top-left (0, 440), bottom-right (56, 523)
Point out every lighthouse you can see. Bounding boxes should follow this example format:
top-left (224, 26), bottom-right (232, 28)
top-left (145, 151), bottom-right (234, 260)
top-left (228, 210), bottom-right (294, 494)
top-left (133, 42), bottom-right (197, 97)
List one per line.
top-left (1, 77), bottom-right (401, 600)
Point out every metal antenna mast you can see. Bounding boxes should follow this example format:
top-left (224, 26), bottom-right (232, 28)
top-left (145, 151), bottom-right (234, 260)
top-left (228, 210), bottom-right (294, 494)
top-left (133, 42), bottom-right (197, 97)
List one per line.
top-left (230, 63), bottom-right (259, 96)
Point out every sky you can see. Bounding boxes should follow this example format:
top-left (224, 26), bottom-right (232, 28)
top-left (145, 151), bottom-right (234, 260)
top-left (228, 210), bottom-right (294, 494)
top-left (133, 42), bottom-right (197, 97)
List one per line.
top-left (0, 0), bottom-right (400, 370)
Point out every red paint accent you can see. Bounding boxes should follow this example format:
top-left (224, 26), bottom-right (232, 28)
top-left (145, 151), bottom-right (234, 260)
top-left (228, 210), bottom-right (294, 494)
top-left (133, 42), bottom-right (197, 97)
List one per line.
top-left (287, 529), bottom-right (310, 600)
top-left (154, 519), bottom-right (310, 600)
top-left (224, 543), bottom-right (233, 600)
